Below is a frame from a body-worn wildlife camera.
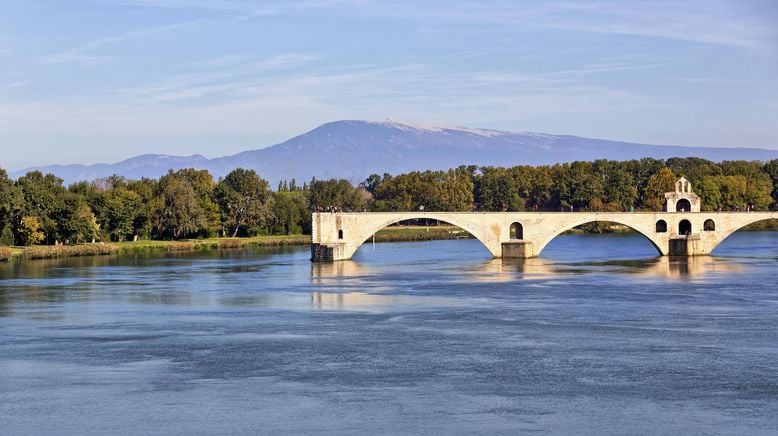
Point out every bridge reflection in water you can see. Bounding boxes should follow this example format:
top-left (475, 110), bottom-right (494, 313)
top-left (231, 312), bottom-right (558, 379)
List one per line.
top-left (309, 256), bottom-right (742, 310)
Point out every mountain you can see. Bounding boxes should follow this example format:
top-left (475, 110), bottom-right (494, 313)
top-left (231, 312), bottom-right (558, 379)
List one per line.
top-left (11, 119), bottom-right (778, 185)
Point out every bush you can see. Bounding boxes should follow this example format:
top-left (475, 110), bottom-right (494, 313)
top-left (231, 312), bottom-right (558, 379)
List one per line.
top-left (168, 241), bottom-right (197, 251)
top-left (217, 239), bottom-right (245, 249)
top-left (22, 244), bottom-right (118, 260)
top-left (0, 225), bottom-right (14, 246)
top-left (0, 246), bottom-right (12, 262)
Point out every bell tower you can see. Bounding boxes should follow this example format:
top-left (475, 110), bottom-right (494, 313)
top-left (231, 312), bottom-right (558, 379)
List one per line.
top-left (664, 176), bottom-right (700, 212)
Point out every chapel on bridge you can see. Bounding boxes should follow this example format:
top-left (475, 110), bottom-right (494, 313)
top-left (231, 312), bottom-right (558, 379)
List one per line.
top-left (664, 176), bottom-right (700, 212)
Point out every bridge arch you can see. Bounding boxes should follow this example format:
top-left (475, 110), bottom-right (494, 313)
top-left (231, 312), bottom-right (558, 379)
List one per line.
top-left (534, 218), bottom-right (664, 257)
top-left (709, 217), bottom-right (778, 253)
top-left (343, 213), bottom-right (500, 259)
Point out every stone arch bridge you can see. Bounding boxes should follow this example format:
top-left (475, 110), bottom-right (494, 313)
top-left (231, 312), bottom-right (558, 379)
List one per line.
top-left (311, 211), bottom-right (778, 261)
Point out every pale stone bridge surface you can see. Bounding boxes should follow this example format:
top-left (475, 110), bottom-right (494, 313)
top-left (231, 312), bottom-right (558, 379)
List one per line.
top-left (311, 211), bottom-right (778, 261)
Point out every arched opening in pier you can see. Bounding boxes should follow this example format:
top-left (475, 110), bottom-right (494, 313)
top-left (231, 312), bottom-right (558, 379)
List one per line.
top-left (676, 199), bottom-right (692, 212)
top-left (679, 220), bottom-right (692, 235)
top-left (338, 229), bottom-right (344, 240)
top-left (656, 220), bottom-right (668, 233)
top-left (509, 222), bottom-right (523, 240)
top-left (704, 219), bottom-right (715, 231)
top-left (540, 220), bottom-right (662, 261)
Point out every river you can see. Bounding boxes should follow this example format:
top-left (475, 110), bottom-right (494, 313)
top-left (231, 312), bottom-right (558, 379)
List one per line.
top-left (2, 231), bottom-right (778, 435)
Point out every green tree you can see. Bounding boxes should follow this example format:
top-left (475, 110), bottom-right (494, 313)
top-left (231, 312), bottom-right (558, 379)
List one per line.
top-left (173, 169), bottom-right (220, 236)
top-left (216, 169), bottom-right (274, 237)
top-left (0, 169), bottom-right (22, 239)
top-left (475, 167), bottom-right (523, 211)
top-left (644, 167), bottom-right (677, 211)
top-left (695, 176), bottom-right (723, 211)
top-left (14, 171), bottom-right (66, 244)
top-left (666, 157), bottom-right (721, 183)
top-left (764, 159), bottom-right (778, 209)
top-left (103, 187), bottom-right (143, 241)
top-left (720, 161), bottom-right (773, 210)
top-left (154, 172), bottom-right (205, 239)
top-left (54, 193), bottom-right (100, 244)
top-left (309, 178), bottom-right (368, 211)
top-left (270, 191), bottom-right (309, 235)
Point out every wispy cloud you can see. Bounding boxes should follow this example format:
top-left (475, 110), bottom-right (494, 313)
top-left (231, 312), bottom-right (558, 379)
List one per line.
top-left (531, 1), bottom-right (777, 52)
top-left (6, 80), bottom-right (32, 89)
top-left (37, 20), bottom-right (200, 65)
top-left (115, 53), bottom-right (320, 102)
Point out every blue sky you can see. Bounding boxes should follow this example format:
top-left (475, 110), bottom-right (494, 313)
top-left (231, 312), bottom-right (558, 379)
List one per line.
top-left (1, 0), bottom-right (777, 171)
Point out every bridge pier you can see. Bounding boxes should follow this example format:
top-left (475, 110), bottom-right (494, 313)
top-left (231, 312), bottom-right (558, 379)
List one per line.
top-left (501, 241), bottom-right (534, 258)
top-left (311, 243), bottom-right (348, 262)
top-left (668, 234), bottom-right (710, 256)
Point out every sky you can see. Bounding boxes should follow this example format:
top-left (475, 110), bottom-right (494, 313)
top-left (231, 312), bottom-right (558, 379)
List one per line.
top-left (1, 0), bottom-right (777, 171)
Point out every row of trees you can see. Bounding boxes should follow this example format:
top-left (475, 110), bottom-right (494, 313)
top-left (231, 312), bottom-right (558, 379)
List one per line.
top-left (2, 157), bottom-right (778, 246)
top-left (356, 158), bottom-right (778, 213)
top-left (0, 168), bottom-right (297, 246)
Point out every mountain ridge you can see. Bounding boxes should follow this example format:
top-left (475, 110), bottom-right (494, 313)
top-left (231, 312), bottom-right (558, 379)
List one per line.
top-left (10, 119), bottom-right (778, 185)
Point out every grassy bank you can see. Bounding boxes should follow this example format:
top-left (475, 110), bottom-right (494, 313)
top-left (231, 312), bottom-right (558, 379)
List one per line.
top-left (112, 234), bottom-right (312, 253)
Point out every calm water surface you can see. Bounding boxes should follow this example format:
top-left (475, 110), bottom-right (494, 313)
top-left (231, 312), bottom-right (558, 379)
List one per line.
top-left (2, 232), bottom-right (778, 435)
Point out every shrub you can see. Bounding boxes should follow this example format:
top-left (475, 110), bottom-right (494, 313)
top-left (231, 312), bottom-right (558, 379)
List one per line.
top-left (168, 241), bottom-right (196, 251)
top-left (22, 244), bottom-right (118, 260)
top-left (0, 246), bottom-right (12, 262)
top-left (0, 225), bottom-right (14, 246)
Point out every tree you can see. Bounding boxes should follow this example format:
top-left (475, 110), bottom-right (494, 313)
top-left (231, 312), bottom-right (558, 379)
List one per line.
top-left (103, 187), bottom-right (143, 241)
top-left (127, 178), bottom-right (157, 239)
top-left (0, 169), bottom-right (22, 244)
top-left (14, 171), bottom-right (66, 244)
top-left (17, 215), bottom-right (44, 246)
top-left (216, 169), bottom-right (274, 237)
top-left (173, 169), bottom-right (220, 236)
top-left (475, 167), bottom-right (523, 211)
top-left (644, 167), bottom-right (677, 211)
top-left (154, 172), bottom-right (205, 239)
top-left (666, 157), bottom-right (721, 183)
top-left (695, 176), bottom-right (723, 211)
top-left (720, 161), bottom-right (773, 210)
top-left (270, 191), bottom-right (309, 235)
top-left (309, 178), bottom-right (368, 211)
top-left (764, 160), bottom-right (778, 209)
top-left (54, 193), bottom-right (100, 244)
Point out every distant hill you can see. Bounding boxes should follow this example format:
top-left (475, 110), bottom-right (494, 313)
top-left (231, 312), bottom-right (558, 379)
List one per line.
top-left (12, 119), bottom-right (778, 185)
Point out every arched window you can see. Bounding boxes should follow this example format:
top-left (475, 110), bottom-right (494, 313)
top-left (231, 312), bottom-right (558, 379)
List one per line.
top-left (677, 181), bottom-right (683, 192)
top-left (684, 182), bottom-right (689, 193)
top-left (704, 219), bottom-right (715, 231)
top-left (509, 222), bottom-right (523, 240)
top-left (679, 219), bottom-right (692, 235)
top-left (656, 220), bottom-right (667, 233)
top-left (676, 199), bottom-right (691, 212)
top-left (338, 229), bottom-right (344, 240)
